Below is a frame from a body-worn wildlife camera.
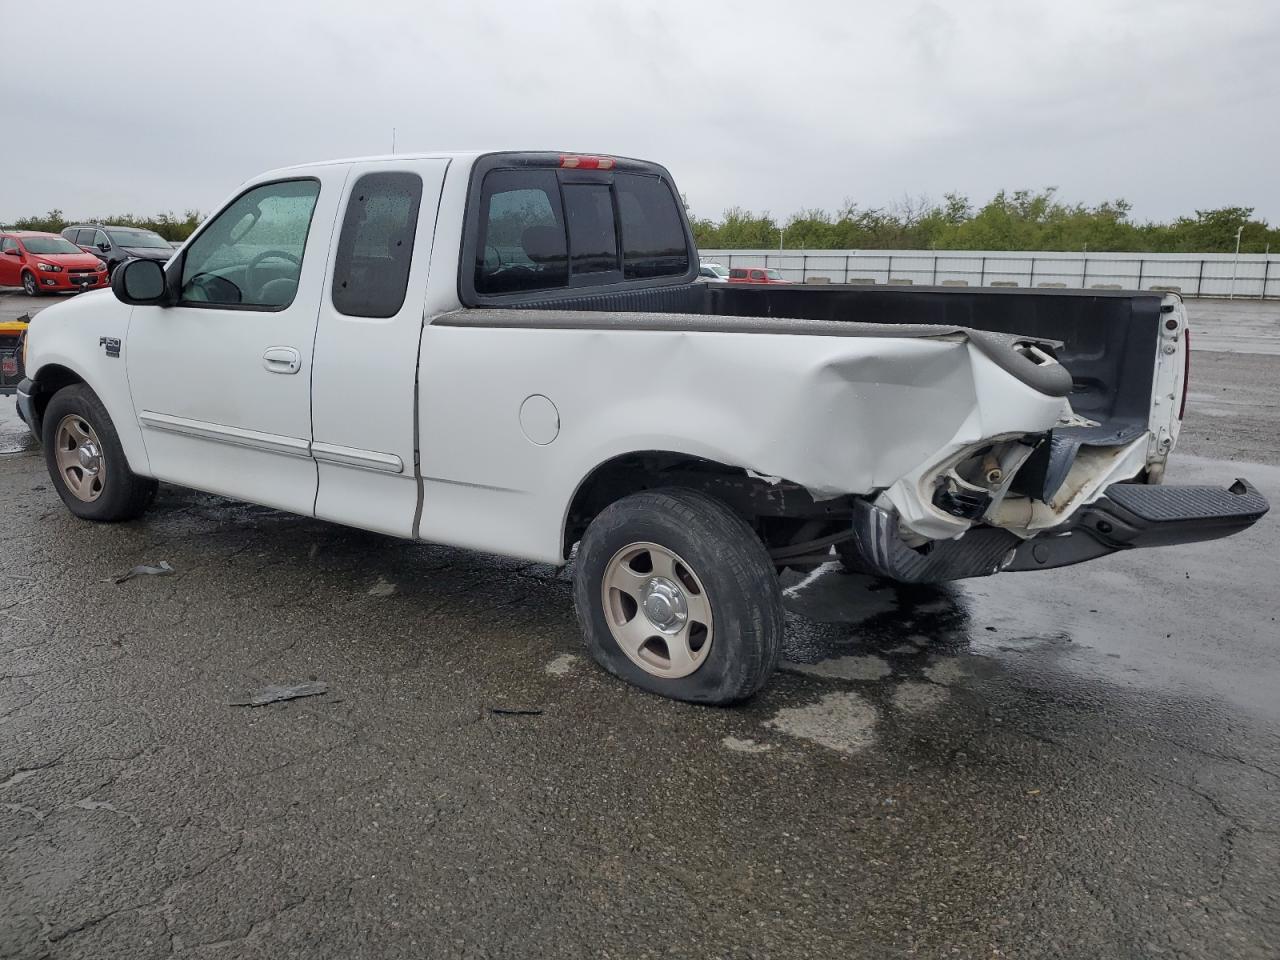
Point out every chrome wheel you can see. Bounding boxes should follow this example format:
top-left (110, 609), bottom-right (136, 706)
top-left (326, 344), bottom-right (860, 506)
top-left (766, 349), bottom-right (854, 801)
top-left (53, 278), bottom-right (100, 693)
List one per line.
top-left (601, 542), bottom-right (713, 679)
top-left (54, 414), bottom-right (107, 503)
top-left (22, 272), bottom-right (38, 296)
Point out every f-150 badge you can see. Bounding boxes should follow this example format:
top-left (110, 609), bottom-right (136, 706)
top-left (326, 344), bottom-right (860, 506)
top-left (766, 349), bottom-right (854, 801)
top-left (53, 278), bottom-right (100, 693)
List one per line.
top-left (99, 337), bottom-right (121, 358)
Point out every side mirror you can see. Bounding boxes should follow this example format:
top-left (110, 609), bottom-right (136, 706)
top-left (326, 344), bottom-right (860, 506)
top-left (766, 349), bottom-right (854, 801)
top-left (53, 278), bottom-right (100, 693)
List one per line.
top-left (112, 258), bottom-right (170, 306)
top-left (97, 242), bottom-right (111, 252)
top-left (3, 248), bottom-right (19, 257)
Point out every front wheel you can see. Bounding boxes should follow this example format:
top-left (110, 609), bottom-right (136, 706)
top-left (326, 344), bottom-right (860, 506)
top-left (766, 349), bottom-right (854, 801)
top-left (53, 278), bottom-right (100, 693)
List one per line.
top-left (21, 271), bottom-right (41, 297)
top-left (42, 384), bottom-right (157, 521)
top-left (573, 488), bottom-right (784, 705)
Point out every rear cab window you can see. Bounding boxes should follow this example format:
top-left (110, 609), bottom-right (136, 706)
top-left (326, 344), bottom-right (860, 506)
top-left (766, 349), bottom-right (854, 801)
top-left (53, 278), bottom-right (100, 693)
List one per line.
top-left (465, 153), bottom-right (693, 303)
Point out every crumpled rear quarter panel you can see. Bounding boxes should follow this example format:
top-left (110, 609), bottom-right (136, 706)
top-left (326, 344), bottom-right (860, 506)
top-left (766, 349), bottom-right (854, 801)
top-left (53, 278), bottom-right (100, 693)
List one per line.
top-left (415, 319), bottom-right (1067, 563)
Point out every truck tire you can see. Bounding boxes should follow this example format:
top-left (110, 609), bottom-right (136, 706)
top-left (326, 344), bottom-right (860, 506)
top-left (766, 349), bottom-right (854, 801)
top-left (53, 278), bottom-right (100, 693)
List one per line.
top-left (41, 384), bottom-right (157, 522)
top-left (573, 488), bottom-right (784, 705)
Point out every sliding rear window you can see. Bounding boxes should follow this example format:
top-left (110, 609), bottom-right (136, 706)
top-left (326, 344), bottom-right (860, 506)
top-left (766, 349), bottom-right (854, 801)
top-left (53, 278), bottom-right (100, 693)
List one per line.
top-left (471, 163), bottom-right (691, 298)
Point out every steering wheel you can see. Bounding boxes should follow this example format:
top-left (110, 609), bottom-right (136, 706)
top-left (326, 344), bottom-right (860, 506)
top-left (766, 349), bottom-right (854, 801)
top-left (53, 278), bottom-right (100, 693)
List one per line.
top-left (244, 249), bottom-right (301, 301)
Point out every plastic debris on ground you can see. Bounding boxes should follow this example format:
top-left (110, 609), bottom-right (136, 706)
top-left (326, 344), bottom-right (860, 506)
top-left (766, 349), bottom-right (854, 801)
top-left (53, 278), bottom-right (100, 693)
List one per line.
top-left (230, 681), bottom-right (329, 707)
top-left (105, 561), bottom-right (175, 584)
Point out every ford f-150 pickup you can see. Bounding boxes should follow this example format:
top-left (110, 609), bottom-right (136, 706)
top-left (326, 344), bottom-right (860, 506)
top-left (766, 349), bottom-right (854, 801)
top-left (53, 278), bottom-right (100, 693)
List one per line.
top-left (15, 151), bottom-right (1269, 704)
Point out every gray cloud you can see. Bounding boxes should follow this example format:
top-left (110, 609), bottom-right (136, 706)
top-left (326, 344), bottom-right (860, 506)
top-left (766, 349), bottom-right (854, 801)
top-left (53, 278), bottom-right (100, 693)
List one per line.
top-left (5, 0), bottom-right (1278, 224)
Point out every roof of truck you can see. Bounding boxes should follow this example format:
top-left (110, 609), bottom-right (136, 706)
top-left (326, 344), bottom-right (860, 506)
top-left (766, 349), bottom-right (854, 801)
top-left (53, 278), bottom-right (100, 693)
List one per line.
top-left (276, 150), bottom-right (490, 171)
top-left (257, 150), bottom-right (652, 179)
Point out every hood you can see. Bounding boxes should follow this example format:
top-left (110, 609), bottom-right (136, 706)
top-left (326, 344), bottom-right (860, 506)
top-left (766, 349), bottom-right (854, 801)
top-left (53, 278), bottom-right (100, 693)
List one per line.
top-left (33, 251), bottom-right (105, 269)
top-left (123, 247), bottom-right (173, 261)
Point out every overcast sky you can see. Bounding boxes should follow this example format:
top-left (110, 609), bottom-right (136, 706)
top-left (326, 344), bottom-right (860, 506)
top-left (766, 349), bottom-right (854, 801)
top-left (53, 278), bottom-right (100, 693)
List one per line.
top-left (5, 0), bottom-right (1278, 225)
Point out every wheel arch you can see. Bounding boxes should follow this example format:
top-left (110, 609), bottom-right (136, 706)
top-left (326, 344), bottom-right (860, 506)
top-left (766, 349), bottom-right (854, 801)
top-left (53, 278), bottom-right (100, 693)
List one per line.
top-left (560, 449), bottom-right (852, 561)
top-left (26, 361), bottom-right (150, 477)
top-left (27, 362), bottom-right (88, 434)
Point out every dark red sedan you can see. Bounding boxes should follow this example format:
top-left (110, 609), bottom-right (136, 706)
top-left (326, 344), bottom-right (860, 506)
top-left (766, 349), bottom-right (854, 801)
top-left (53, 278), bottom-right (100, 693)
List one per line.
top-left (728, 267), bottom-right (790, 284)
top-left (0, 231), bottom-right (110, 296)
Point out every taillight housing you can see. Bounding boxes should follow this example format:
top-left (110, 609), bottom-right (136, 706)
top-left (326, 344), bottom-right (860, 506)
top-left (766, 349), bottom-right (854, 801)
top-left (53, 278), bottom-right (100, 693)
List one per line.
top-left (559, 154), bottom-right (615, 170)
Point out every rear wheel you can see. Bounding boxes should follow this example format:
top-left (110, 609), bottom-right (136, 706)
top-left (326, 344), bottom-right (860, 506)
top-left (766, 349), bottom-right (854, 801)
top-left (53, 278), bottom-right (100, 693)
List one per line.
top-left (42, 384), bottom-right (157, 521)
top-left (573, 488), bottom-right (783, 705)
top-left (21, 271), bottom-right (40, 297)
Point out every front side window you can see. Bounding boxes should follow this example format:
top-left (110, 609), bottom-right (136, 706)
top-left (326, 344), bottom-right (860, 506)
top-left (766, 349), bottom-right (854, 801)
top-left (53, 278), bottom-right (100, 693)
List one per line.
top-left (1, 238), bottom-right (18, 254)
top-left (76, 228), bottom-right (95, 246)
top-left (94, 231), bottom-right (110, 249)
top-left (331, 172), bottom-right (423, 318)
top-left (180, 179), bottom-right (320, 309)
top-left (474, 170), bottom-right (567, 295)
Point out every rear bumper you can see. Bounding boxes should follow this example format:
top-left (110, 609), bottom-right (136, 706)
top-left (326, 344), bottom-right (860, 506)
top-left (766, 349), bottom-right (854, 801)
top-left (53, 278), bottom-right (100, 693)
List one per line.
top-left (848, 479), bottom-right (1269, 583)
top-left (1006, 478), bottom-right (1269, 572)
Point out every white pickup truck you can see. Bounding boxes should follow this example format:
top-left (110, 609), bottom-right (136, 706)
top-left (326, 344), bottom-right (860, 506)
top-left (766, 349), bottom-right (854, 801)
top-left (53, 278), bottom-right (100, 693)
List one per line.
top-left (16, 151), bottom-right (1268, 704)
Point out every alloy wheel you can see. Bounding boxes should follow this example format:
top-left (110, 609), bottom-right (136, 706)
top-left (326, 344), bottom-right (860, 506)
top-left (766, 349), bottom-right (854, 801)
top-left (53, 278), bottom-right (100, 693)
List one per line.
top-left (601, 541), bottom-right (713, 679)
top-left (53, 414), bottom-right (107, 502)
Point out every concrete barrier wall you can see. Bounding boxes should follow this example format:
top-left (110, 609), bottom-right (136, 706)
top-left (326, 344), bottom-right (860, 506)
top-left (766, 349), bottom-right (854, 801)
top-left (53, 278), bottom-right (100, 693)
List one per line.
top-left (699, 249), bottom-right (1280, 298)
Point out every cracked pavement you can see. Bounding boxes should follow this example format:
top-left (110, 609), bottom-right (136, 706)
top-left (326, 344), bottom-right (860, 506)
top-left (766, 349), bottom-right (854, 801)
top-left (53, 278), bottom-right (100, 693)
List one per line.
top-left (1, 302), bottom-right (1279, 958)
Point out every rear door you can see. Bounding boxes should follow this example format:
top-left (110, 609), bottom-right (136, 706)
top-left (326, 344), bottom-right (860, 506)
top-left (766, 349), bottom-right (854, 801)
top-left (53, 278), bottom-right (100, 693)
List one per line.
top-left (311, 158), bottom-right (449, 537)
top-left (126, 170), bottom-right (346, 515)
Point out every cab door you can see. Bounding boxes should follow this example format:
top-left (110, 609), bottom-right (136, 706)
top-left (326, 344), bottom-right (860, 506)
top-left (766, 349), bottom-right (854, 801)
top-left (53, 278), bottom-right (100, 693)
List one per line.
top-left (310, 158), bottom-right (449, 537)
top-left (125, 170), bottom-right (347, 515)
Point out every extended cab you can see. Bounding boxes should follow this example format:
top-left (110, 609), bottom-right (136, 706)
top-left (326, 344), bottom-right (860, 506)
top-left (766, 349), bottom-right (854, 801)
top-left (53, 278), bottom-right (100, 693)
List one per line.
top-left (16, 151), bottom-right (1269, 704)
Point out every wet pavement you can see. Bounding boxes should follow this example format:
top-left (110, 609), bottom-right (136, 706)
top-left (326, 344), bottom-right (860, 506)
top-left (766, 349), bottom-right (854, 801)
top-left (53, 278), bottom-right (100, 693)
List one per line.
top-left (2, 305), bottom-right (1280, 958)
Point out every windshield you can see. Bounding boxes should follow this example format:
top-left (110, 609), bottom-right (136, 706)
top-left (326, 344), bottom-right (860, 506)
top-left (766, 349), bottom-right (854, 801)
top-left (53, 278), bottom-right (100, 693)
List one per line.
top-left (703, 263), bottom-right (728, 277)
top-left (106, 228), bottom-right (172, 249)
top-left (22, 236), bottom-right (83, 255)
top-left (766, 269), bottom-right (784, 281)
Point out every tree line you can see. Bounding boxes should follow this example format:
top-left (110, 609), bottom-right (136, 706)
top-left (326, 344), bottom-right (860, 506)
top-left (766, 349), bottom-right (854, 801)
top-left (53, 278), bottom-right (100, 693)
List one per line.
top-left (689, 189), bottom-right (1278, 254)
top-left (2, 209), bottom-right (204, 242)
top-left (6, 189), bottom-right (1278, 254)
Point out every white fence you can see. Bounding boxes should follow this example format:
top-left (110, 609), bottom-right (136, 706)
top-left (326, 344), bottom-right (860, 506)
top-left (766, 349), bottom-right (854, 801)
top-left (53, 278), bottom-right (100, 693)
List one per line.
top-left (699, 249), bottom-right (1280, 299)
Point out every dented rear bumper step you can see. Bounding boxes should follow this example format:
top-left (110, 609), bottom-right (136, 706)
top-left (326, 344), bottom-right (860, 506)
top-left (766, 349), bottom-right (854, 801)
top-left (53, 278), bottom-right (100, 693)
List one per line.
top-left (1007, 478), bottom-right (1269, 573)
top-left (850, 479), bottom-right (1269, 583)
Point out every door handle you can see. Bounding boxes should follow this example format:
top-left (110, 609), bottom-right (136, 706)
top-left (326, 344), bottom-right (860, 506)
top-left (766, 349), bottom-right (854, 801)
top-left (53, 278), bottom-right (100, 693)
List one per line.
top-left (262, 346), bottom-right (301, 375)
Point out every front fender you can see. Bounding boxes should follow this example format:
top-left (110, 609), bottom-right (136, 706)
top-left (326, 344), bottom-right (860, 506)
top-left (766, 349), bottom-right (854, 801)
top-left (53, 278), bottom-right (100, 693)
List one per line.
top-left (24, 292), bottom-right (149, 475)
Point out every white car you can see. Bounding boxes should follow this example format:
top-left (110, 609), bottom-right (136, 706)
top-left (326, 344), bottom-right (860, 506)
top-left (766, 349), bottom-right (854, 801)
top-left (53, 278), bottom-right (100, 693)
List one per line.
top-left (16, 151), bottom-right (1268, 704)
top-left (698, 261), bottom-right (729, 282)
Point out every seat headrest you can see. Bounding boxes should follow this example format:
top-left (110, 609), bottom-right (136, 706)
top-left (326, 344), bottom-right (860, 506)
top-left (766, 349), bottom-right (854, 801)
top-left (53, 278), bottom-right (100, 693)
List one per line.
top-left (521, 225), bottom-right (565, 265)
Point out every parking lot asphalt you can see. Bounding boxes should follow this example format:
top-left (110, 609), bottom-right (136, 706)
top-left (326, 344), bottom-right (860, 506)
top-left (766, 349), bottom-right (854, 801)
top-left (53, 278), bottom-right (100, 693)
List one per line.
top-left (2, 292), bottom-right (1279, 959)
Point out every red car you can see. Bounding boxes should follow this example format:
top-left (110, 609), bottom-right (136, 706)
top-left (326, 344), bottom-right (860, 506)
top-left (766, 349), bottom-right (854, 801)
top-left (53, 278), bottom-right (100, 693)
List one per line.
top-left (728, 267), bottom-right (789, 284)
top-left (0, 231), bottom-right (110, 296)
